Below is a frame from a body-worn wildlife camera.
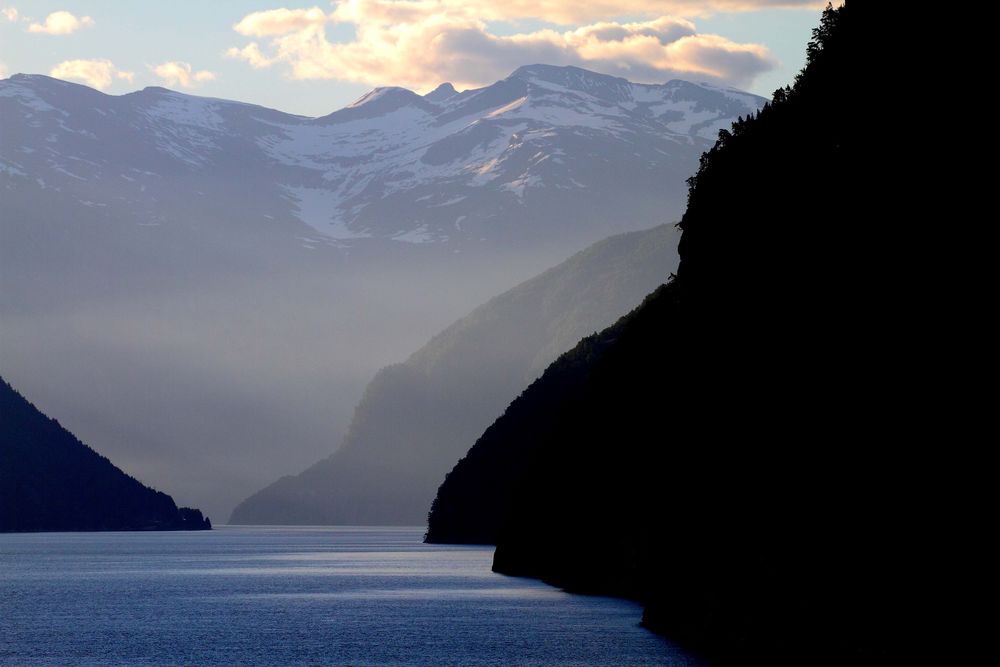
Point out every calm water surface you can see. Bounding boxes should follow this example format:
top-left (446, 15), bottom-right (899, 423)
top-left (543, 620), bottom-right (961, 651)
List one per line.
top-left (0, 526), bottom-right (696, 666)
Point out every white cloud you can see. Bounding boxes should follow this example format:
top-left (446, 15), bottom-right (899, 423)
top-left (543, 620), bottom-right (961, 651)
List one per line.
top-left (227, 2), bottom-right (778, 91)
top-left (151, 61), bottom-right (217, 88)
top-left (225, 43), bottom-right (275, 69)
top-left (28, 10), bottom-right (94, 35)
top-left (2, 6), bottom-right (18, 22)
top-left (504, 1), bottom-right (829, 22)
top-left (327, 1), bottom-right (829, 25)
top-left (233, 7), bottom-right (328, 37)
top-left (50, 59), bottom-right (128, 90)
top-left (0, 62), bottom-right (8, 79)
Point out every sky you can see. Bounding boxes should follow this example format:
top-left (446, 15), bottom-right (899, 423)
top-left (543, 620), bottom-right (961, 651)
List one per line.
top-left (1, 1), bottom-right (830, 118)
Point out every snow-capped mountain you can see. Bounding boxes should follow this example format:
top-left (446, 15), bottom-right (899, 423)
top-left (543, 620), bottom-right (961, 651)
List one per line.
top-left (2, 64), bottom-right (762, 249)
top-left (0, 65), bottom-right (764, 519)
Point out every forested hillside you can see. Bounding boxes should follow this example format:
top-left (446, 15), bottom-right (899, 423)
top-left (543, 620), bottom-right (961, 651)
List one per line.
top-left (428, 4), bottom-right (925, 664)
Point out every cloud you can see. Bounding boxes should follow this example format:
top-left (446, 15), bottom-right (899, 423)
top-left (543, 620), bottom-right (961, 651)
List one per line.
top-left (50, 59), bottom-right (130, 90)
top-left (478, 1), bottom-right (829, 22)
top-left (28, 10), bottom-right (94, 35)
top-left (0, 62), bottom-right (8, 79)
top-left (234, 7), bottom-right (328, 36)
top-left (152, 61), bottom-right (217, 88)
top-left (227, 2), bottom-right (778, 91)
top-left (2, 7), bottom-right (17, 22)
top-left (225, 43), bottom-right (275, 69)
top-left (326, 1), bottom-right (829, 26)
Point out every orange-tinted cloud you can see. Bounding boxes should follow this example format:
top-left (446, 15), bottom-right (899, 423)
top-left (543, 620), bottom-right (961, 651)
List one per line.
top-left (225, 43), bottom-right (275, 69)
top-left (228, 2), bottom-right (783, 90)
top-left (50, 59), bottom-right (133, 90)
top-left (152, 61), bottom-right (217, 88)
top-left (331, 1), bottom-right (830, 25)
top-left (233, 7), bottom-right (328, 37)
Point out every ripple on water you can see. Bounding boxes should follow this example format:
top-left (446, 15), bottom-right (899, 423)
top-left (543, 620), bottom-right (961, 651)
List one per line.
top-left (0, 525), bottom-right (699, 666)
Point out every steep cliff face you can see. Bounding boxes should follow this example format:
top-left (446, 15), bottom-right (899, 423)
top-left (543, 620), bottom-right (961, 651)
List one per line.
top-left (428, 4), bottom-right (927, 663)
top-left (0, 378), bottom-right (211, 532)
top-left (231, 224), bottom-right (680, 525)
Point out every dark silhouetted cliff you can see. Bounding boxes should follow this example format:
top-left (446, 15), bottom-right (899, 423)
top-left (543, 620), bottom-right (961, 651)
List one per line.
top-left (428, 4), bottom-right (930, 664)
top-left (1, 377), bottom-right (211, 532)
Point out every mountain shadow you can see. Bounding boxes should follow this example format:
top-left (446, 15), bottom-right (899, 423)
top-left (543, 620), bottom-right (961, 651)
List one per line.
top-left (230, 223), bottom-right (680, 525)
top-left (427, 4), bottom-right (931, 664)
top-left (1, 377), bottom-right (211, 532)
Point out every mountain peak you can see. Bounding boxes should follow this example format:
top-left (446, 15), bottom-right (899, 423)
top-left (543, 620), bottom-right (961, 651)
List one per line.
top-left (346, 86), bottom-right (416, 108)
top-left (320, 85), bottom-right (432, 123)
top-left (8, 73), bottom-right (51, 82)
top-left (5, 73), bottom-right (77, 89)
top-left (424, 82), bottom-right (457, 102)
top-left (509, 64), bottom-right (627, 86)
top-left (506, 64), bottom-right (643, 106)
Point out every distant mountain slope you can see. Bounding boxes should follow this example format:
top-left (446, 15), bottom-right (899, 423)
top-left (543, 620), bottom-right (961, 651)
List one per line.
top-left (230, 223), bottom-right (680, 525)
top-left (1, 65), bottom-right (761, 252)
top-left (427, 4), bottom-right (924, 664)
top-left (0, 65), bottom-right (762, 519)
top-left (0, 377), bottom-right (210, 532)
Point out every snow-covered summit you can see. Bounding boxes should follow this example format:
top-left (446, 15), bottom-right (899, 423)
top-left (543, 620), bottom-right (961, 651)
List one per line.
top-left (424, 82), bottom-right (458, 102)
top-left (1, 65), bottom-right (765, 247)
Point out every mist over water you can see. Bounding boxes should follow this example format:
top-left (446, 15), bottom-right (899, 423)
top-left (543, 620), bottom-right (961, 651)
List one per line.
top-left (0, 526), bottom-right (697, 666)
top-left (0, 244), bottom-right (576, 521)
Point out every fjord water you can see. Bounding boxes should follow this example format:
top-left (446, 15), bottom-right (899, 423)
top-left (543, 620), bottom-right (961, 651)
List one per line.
top-left (0, 527), bottom-right (695, 666)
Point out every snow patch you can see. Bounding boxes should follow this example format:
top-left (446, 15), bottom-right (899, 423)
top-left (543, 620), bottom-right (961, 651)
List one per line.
top-left (429, 195), bottom-right (466, 208)
top-left (144, 93), bottom-right (226, 130)
top-left (393, 225), bottom-right (438, 244)
top-left (0, 160), bottom-right (27, 176)
top-left (486, 96), bottom-right (528, 118)
top-left (282, 185), bottom-right (364, 241)
top-left (502, 173), bottom-right (542, 199)
top-left (0, 83), bottom-right (65, 115)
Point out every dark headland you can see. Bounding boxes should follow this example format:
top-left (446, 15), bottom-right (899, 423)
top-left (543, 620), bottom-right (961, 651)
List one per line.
top-left (1, 377), bottom-right (211, 532)
top-left (428, 3), bottom-right (930, 665)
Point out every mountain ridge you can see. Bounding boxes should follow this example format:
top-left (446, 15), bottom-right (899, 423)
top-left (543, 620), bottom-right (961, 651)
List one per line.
top-left (2, 64), bottom-right (762, 250)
